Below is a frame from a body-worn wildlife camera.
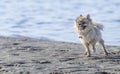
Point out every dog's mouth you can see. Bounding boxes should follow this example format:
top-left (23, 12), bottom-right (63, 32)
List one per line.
top-left (82, 25), bottom-right (86, 29)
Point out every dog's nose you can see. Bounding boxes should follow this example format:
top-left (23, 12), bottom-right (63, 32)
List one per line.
top-left (79, 24), bottom-right (82, 26)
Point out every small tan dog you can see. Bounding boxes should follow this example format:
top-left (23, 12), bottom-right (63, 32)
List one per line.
top-left (74, 14), bottom-right (108, 57)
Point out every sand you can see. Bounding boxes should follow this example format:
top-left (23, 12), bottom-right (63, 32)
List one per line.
top-left (0, 36), bottom-right (119, 74)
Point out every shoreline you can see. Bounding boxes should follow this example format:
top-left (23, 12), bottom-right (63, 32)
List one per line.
top-left (0, 36), bottom-right (119, 74)
top-left (0, 35), bottom-right (119, 46)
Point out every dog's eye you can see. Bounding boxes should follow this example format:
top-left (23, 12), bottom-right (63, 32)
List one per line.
top-left (82, 22), bottom-right (86, 24)
top-left (79, 24), bottom-right (81, 25)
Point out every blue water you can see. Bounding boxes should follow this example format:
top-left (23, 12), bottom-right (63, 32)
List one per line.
top-left (0, 0), bottom-right (120, 45)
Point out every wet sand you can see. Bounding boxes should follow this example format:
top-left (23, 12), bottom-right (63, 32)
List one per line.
top-left (0, 36), bottom-right (119, 74)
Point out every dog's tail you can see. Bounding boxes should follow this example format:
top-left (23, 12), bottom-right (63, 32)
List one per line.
top-left (94, 23), bottom-right (104, 30)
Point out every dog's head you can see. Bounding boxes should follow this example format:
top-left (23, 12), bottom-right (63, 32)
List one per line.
top-left (75, 14), bottom-right (93, 30)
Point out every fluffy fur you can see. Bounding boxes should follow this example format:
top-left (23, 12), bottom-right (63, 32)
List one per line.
top-left (74, 14), bottom-right (108, 57)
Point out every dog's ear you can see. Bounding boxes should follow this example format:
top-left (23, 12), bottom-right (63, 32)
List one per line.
top-left (87, 14), bottom-right (91, 21)
top-left (75, 15), bottom-right (83, 22)
top-left (80, 15), bottom-right (83, 17)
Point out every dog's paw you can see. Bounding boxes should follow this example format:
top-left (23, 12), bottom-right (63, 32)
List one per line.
top-left (104, 51), bottom-right (109, 56)
top-left (105, 53), bottom-right (108, 56)
top-left (84, 52), bottom-right (87, 55)
top-left (86, 54), bottom-right (91, 57)
top-left (84, 52), bottom-right (91, 57)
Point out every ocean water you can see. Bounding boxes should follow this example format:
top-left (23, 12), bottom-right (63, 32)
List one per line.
top-left (0, 0), bottom-right (120, 45)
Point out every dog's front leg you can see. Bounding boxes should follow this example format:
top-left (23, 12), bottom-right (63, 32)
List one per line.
top-left (83, 43), bottom-right (91, 57)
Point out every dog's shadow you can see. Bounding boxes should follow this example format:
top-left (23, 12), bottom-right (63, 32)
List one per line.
top-left (88, 53), bottom-right (120, 60)
top-left (105, 54), bottom-right (120, 59)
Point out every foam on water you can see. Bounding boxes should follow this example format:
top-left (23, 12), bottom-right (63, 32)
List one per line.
top-left (0, 0), bottom-right (120, 45)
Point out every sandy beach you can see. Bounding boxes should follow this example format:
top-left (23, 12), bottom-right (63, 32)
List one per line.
top-left (0, 36), bottom-right (119, 74)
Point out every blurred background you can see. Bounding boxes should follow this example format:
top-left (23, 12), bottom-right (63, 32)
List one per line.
top-left (0, 0), bottom-right (120, 45)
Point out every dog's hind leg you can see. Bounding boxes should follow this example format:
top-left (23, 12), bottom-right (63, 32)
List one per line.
top-left (91, 44), bottom-right (96, 53)
top-left (99, 39), bottom-right (108, 56)
top-left (91, 41), bottom-right (96, 53)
